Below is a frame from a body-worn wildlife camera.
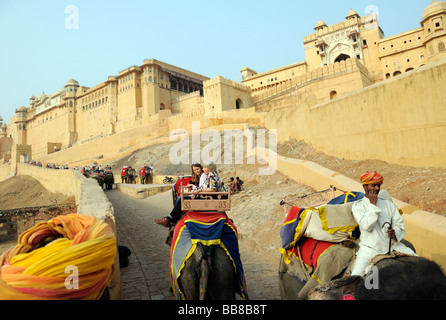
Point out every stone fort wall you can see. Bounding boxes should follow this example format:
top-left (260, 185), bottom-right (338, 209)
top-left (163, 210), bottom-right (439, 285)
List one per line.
top-left (265, 57), bottom-right (446, 169)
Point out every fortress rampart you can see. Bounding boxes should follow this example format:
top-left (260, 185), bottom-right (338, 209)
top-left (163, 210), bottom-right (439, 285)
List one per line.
top-left (265, 57), bottom-right (446, 169)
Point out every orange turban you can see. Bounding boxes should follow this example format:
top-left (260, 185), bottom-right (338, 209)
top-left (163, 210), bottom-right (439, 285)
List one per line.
top-left (360, 172), bottom-right (383, 185)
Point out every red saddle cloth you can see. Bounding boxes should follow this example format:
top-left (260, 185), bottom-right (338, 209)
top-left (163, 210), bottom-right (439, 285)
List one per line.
top-left (291, 237), bottom-right (335, 269)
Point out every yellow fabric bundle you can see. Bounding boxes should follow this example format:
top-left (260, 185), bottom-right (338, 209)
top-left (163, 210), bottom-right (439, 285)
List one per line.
top-left (0, 214), bottom-right (116, 300)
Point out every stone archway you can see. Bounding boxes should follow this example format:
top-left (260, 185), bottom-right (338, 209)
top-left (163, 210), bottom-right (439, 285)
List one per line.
top-left (20, 153), bottom-right (29, 163)
top-left (235, 98), bottom-right (243, 109)
top-left (334, 54), bottom-right (350, 63)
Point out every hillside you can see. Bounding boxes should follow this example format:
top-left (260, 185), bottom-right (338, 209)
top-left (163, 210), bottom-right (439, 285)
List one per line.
top-left (103, 134), bottom-right (446, 217)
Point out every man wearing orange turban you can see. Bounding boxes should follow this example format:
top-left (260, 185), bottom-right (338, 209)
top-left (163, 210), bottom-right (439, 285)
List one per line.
top-left (351, 172), bottom-right (417, 276)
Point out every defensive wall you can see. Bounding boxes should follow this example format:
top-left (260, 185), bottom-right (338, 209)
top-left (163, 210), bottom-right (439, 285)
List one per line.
top-left (253, 146), bottom-right (446, 272)
top-left (265, 57), bottom-right (446, 169)
top-left (254, 57), bottom-right (373, 112)
top-left (7, 163), bottom-right (123, 300)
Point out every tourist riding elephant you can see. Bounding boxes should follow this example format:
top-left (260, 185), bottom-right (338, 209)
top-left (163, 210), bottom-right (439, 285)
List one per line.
top-left (307, 254), bottom-right (446, 300)
top-left (178, 243), bottom-right (240, 300)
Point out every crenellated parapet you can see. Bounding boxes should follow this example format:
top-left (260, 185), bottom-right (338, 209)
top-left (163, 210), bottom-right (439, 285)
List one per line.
top-left (304, 13), bottom-right (379, 44)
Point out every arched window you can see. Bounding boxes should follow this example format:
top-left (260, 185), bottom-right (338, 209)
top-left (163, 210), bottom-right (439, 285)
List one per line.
top-left (405, 68), bottom-right (414, 72)
top-left (330, 90), bottom-right (337, 100)
top-left (393, 71), bottom-right (402, 77)
top-left (385, 73), bottom-right (391, 79)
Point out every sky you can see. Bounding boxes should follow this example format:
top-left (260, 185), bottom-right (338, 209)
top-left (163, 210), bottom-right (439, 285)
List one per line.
top-left (0, 0), bottom-right (433, 124)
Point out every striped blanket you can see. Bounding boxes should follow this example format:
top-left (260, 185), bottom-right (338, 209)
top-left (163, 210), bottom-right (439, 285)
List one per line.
top-left (170, 211), bottom-right (248, 300)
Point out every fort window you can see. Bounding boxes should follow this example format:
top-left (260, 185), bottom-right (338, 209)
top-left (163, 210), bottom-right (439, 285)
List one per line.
top-left (385, 73), bottom-right (391, 79)
top-left (439, 42), bottom-right (445, 53)
top-left (329, 90), bottom-right (337, 100)
top-left (393, 71), bottom-right (402, 77)
top-left (436, 22), bottom-right (440, 27)
top-left (406, 68), bottom-right (414, 72)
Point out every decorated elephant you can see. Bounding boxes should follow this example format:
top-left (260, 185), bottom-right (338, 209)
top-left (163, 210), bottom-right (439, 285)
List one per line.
top-left (104, 170), bottom-right (114, 190)
top-left (169, 211), bottom-right (248, 300)
top-left (127, 167), bottom-right (136, 184)
top-left (178, 243), bottom-right (240, 300)
top-left (139, 166), bottom-right (153, 184)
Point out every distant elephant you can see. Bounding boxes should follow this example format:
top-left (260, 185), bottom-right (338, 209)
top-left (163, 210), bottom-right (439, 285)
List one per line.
top-left (307, 254), bottom-right (446, 300)
top-left (145, 167), bottom-right (153, 184)
top-left (127, 168), bottom-right (136, 184)
top-left (139, 166), bottom-right (152, 184)
top-left (104, 171), bottom-right (114, 190)
top-left (178, 243), bottom-right (240, 300)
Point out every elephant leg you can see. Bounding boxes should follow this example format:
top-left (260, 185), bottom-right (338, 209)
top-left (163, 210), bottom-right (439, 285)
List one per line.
top-left (179, 250), bottom-right (200, 300)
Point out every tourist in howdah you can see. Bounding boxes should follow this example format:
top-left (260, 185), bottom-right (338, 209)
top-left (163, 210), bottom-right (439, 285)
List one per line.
top-left (154, 161), bottom-right (222, 227)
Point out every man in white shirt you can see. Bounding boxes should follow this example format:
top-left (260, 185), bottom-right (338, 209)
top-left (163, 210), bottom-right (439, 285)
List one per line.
top-left (351, 172), bottom-right (417, 276)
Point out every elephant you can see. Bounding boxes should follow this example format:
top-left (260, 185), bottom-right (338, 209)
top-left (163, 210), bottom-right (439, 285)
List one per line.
top-left (278, 238), bottom-right (416, 300)
top-left (307, 254), bottom-right (446, 300)
top-left (104, 171), bottom-right (114, 190)
top-left (178, 243), bottom-right (240, 300)
top-left (127, 168), bottom-right (136, 184)
top-left (139, 166), bottom-right (152, 184)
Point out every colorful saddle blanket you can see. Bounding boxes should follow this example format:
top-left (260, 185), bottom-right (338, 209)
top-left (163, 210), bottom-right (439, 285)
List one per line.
top-left (170, 211), bottom-right (248, 300)
top-left (280, 192), bottom-right (364, 250)
top-left (291, 237), bottom-right (335, 270)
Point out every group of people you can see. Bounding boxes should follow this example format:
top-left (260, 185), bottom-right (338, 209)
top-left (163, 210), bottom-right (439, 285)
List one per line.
top-left (154, 162), bottom-right (223, 227)
top-left (228, 177), bottom-right (243, 193)
top-left (81, 163), bottom-right (113, 177)
top-left (121, 164), bottom-right (154, 184)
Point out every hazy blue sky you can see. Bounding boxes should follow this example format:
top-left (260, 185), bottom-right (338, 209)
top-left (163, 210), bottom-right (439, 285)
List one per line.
top-left (0, 0), bottom-right (433, 124)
